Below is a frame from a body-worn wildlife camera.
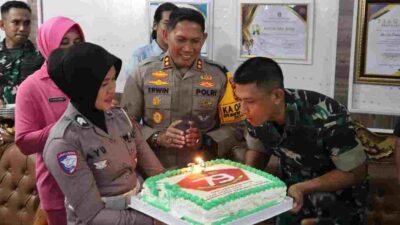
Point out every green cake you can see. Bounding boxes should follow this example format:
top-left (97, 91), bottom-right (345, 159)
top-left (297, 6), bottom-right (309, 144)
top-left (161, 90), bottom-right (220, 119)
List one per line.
top-left (140, 159), bottom-right (287, 225)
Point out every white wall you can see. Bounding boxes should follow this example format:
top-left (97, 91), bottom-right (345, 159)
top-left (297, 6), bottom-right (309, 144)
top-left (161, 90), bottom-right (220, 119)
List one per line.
top-left (41, 0), bottom-right (339, 95)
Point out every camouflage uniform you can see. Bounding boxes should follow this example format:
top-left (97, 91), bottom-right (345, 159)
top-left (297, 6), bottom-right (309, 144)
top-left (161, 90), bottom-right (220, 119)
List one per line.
top-left (121, 54), bottom-right (244, 168)
top-left (0, 39), bottom-right (44, 104)
top-left (246, 89), bottom-right (369, 225)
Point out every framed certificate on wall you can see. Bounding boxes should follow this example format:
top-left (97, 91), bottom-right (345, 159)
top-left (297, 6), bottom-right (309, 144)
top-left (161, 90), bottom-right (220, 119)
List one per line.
top-left (355, 0), bottom-right (400, 85)
top-left (238, 0), bottom-right (314, 64)
top-left (148, 0), bottom-right (213, 58)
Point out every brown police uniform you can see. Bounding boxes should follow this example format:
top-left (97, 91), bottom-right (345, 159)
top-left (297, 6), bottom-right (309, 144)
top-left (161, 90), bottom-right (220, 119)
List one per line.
top-left (121, 54), bottom-right (243, 168)
top-left (43, 104), bottom-right (164, 225)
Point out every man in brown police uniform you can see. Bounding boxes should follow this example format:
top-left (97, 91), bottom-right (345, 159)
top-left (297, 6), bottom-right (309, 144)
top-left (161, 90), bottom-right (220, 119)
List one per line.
top-left (121, 7), bottom-right (243, 168)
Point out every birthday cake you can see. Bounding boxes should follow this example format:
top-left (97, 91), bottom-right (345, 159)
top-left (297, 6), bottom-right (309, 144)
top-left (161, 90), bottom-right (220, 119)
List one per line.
top-left (140, 159), bottom-right (287, 225)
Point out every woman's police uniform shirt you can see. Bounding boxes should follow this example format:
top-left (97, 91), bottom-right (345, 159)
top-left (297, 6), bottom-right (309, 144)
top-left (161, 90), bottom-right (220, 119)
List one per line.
top-left (43, 103), bottom-right (163, 224)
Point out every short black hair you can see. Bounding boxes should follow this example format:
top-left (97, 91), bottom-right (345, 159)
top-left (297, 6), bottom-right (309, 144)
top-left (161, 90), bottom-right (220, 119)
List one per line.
top-left (234, 57), bottom-right (284, 91)
top-left (1, 1), bottom-right (31, 17)
top-left (167, 7), bottom-right (205, 33)
top-left (151, 2), bottom-right (178, 40)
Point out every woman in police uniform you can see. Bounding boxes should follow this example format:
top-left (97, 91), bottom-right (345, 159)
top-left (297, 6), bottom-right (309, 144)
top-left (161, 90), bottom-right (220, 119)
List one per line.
top-left (43, 42), bottom-right (164, 225)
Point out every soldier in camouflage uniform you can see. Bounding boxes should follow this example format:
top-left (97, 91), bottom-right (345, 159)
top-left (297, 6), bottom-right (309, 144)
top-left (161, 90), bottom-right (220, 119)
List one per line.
top-left (234, 57), bottom-right (368, 225)
top-left (121, 8), bottom-right (244, 168)
top-left (0, 1), bottom-right (43, 104)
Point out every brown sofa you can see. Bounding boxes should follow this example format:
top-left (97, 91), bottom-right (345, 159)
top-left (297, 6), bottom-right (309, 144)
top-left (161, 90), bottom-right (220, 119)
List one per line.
top-left (368, 154), bottom-right (400, 225)
top-left (0, 142), bottom-right (45, 225)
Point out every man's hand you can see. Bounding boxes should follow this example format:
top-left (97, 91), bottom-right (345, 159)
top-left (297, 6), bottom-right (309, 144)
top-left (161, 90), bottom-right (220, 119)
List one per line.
top-left (185, 121), bottom-right (201, 149)
top-left (158, 120), bottom-right (186, 148)
top-left (288, 183), bottom-right (305, 214)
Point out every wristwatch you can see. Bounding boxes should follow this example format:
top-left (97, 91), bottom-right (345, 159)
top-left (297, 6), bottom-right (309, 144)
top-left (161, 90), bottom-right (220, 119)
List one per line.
top-left (151, 131), bottom-right (162, 149)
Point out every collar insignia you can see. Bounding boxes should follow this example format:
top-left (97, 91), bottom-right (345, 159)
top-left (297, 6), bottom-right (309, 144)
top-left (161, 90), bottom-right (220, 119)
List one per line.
top-left (75, 115), bottom-right (89, 127)
top-left (163, 56), bottom-right (171, 67)
top-left (196, 59), bottom-right (203, 71)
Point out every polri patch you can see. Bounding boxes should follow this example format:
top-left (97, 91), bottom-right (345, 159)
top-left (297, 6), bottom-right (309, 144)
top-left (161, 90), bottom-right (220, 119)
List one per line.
top-left (48, 96), bottom-right (66, 102)
top-left (57, 151), bottom-right (78, 175)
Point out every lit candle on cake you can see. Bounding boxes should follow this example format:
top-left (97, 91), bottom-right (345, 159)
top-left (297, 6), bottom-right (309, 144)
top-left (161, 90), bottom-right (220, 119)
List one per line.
top-left (195, 157), bottom-right (205, 168)
top-left (189, 157), bottom-right (205, 174)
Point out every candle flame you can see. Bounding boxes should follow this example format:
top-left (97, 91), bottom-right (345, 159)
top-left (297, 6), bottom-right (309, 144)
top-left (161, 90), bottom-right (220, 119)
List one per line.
top-left (195, 157), bottom-right (204, 164)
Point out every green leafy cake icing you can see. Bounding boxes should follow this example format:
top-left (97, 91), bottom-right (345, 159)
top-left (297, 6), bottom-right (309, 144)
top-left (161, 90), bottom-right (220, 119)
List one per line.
top-left (143, 159), bottom-right (286, 210)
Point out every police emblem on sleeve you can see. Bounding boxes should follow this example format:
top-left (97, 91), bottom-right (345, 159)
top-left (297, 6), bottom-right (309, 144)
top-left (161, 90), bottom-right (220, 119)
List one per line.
top-left (75, 115), bottom-right (89, 127)
top-left (57, 151), bottom-right (78, 174)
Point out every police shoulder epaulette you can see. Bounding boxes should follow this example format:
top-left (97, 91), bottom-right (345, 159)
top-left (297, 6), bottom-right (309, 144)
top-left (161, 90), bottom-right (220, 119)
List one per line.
top-left (204, 58), bottom-right (229, 74)
top-left (111, 106), bottom-right (137, 128)
top-left (73, 114), bottom-right (92, 129)
top-left (52, 117), bottom-right (74, 139)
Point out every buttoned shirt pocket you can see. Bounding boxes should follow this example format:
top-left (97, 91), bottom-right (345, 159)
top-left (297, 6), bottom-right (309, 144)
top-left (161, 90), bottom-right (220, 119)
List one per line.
top-left (192, 85), bottom-right (220, 131)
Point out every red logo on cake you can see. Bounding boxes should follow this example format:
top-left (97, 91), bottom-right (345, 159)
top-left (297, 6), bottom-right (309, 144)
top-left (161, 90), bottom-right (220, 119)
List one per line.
top-left (178, 168), bottom-right (249, 191)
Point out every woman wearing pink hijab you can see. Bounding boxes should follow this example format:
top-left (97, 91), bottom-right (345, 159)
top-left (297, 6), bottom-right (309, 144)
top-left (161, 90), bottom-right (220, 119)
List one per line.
top-left (15, 16), bottom-right (84, 225)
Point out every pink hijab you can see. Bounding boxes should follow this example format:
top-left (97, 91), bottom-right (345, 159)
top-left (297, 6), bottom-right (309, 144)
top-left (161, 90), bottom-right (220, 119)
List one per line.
top-left (37, 16), bottom-right (85, 60)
